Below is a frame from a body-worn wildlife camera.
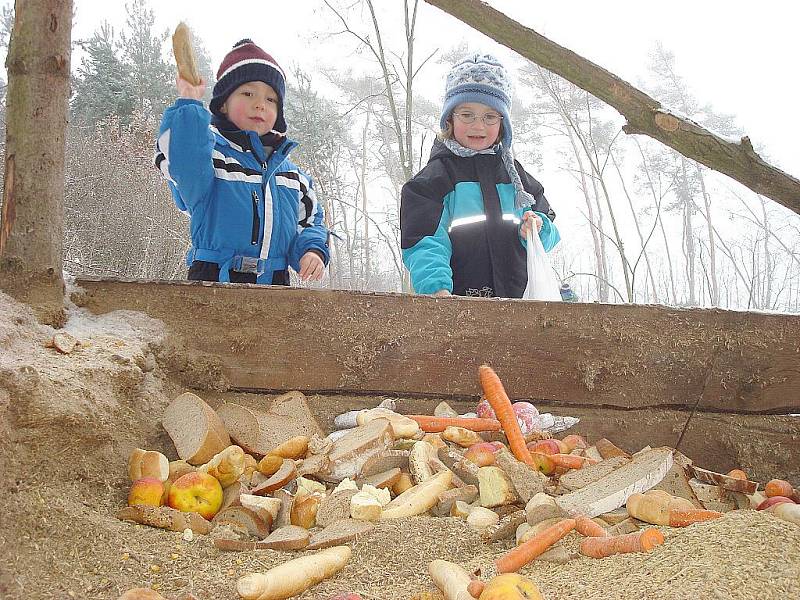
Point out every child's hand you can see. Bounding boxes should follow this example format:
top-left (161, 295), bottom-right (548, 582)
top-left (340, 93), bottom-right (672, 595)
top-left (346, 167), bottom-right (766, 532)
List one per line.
top-left (176, 74), bottom-right (206, 100)
top-left (520, 211), bottom-right (543, 239)
top-left (298, 251), bottom-right (325, 282)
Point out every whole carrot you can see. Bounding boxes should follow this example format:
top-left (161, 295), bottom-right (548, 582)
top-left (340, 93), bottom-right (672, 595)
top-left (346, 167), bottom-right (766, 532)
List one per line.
top-left (478, 365), bottom-right (533, 466)
top-left (406, 415), bottom-right (502, 433)
top-left (579, 528), bottom-right (664, 559)
top-left (668, 509), bottom-right (722, 527)
top-left (575, 516), bottom-right (610, 538)
top-left (495, 518), bottom-right (576, 573)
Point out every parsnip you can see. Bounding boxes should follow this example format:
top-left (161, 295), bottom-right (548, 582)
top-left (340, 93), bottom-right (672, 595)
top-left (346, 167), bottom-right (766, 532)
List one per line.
top-left (428, 559), bottom-right (473, 600)
top-left (236, 545), bottom-right (351, 600)
top-left (381, 470), bottom-right (454, 519)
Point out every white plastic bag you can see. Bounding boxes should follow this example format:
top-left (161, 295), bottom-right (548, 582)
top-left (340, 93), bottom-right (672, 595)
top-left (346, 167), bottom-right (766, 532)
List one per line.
top-left (523, 229), bottom-right (562, 301)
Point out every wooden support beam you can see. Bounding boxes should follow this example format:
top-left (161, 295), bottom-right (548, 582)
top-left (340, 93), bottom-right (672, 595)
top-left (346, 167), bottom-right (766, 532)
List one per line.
top-left (423, 0), bottom-right (800, 215)
top-left (74, 279), bottom-right (800, 414)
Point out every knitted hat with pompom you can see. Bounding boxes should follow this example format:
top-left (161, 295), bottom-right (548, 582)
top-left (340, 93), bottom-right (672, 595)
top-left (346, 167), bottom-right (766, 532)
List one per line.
top-left (440, 53), bottom-right (513, 148)
top-left (210, 39), bottom-right (287, 133)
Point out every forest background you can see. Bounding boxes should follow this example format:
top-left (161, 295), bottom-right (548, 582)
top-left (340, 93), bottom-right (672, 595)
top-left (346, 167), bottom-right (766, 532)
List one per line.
top-left (1, 0), bottom-right (798, 312)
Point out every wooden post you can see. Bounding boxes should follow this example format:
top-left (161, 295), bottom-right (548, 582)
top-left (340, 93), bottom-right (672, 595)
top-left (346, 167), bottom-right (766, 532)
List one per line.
top-left (0, 0), bottom-right (73, 325)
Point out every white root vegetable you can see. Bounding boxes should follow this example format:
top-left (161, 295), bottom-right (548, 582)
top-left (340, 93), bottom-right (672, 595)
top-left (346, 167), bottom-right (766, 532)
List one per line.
top-left (381, 470), bottom-right (454, 519)
top-left (236, 545), bottom-right (351, 600)
top-left (428, 559), bottom-right (474, 600)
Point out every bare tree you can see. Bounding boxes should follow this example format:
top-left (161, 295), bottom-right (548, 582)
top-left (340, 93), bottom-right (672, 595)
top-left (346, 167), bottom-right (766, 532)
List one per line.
top-left (322, 0), bottom-right (438, 291)
top-left (1, 0), bottom-right (73, 325)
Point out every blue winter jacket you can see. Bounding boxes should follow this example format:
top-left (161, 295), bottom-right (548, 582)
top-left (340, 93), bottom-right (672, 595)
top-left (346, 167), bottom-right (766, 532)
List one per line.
top-left (154, 98), bottom-right (329, 284)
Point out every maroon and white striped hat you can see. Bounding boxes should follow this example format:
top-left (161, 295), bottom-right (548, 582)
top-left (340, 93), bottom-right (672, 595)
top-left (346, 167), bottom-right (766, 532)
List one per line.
top-left (210, 39), bottom-right (287, 133)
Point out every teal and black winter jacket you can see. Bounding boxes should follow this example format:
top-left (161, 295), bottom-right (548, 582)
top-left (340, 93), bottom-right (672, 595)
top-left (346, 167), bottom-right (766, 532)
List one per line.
top-left (400, 140), bottom-right (560, 298)
top-left (154, 98), bottom-right (329, 284)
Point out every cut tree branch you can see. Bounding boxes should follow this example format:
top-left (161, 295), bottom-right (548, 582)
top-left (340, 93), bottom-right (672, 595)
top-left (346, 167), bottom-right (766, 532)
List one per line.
top-left (423, 0), bottom-right (800, 215)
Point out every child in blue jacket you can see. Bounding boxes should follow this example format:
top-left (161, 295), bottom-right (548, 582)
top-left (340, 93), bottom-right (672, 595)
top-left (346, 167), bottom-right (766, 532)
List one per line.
top-left (155, 39), bottom-right (329, 284)
top-left (400, 54), bottom-right (559, 298)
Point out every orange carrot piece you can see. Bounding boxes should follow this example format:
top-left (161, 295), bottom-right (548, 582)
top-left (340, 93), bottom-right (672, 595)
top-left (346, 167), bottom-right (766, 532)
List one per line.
top-left (765, 479), bottom-right (794, 498)
top-left (495, 518), bottom-right (576, 573)
top-left (668, 509), bottom-right (722, 527)
top-left (478, 365), bottom-right (533, 466)
top-left (579, 528), bottom-right (664, 558)
top-left (575, 516), bottom-right (610, 538)
top-left (549, 454), bottom-right (589, 470)
top-left (405, 415), bottom-right (501, 433)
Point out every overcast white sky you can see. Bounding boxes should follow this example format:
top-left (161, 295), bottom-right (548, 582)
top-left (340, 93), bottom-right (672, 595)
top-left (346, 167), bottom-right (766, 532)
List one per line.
top-left (69, 0), bottom-right (800, 179)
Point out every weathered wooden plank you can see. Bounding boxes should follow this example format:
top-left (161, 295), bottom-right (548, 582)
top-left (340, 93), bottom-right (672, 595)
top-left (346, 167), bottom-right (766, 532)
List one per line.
top-left (73, 278), bottom-right (800, 413)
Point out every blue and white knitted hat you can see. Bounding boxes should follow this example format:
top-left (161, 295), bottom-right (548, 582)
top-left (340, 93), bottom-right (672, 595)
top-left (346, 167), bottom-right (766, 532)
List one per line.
top-left (440, 53), bottom-right (513, 148)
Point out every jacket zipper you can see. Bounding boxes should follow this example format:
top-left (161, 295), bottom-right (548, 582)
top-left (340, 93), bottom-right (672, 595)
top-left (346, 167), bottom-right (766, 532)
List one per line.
top-left (250, 190), bottom-right (260, 245)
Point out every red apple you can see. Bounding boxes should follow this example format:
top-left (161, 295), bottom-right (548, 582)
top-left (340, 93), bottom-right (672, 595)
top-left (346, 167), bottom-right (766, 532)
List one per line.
top-left (128, 477), bottom-right (165, 507)
top-left (464, 445), bottom-right (497, 467)
top-left (327, 594), bottom-right (363, 600)
top-left (756, 496), bottom-right (795, 511)
top-left (527, 439), bottom-right (561, 456)
top-left (470, 441), bottom-right (504, 454)
top-left (167, 471), bottom-right (224, 519)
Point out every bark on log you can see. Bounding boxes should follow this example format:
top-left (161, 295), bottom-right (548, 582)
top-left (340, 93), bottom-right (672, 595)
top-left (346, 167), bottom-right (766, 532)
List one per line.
top-left (423, 0), bottom-right (800, 216)
top-left (73, 279), bottom-right (800, 414)
top-left (0, 0), bottom-right (72, 324)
